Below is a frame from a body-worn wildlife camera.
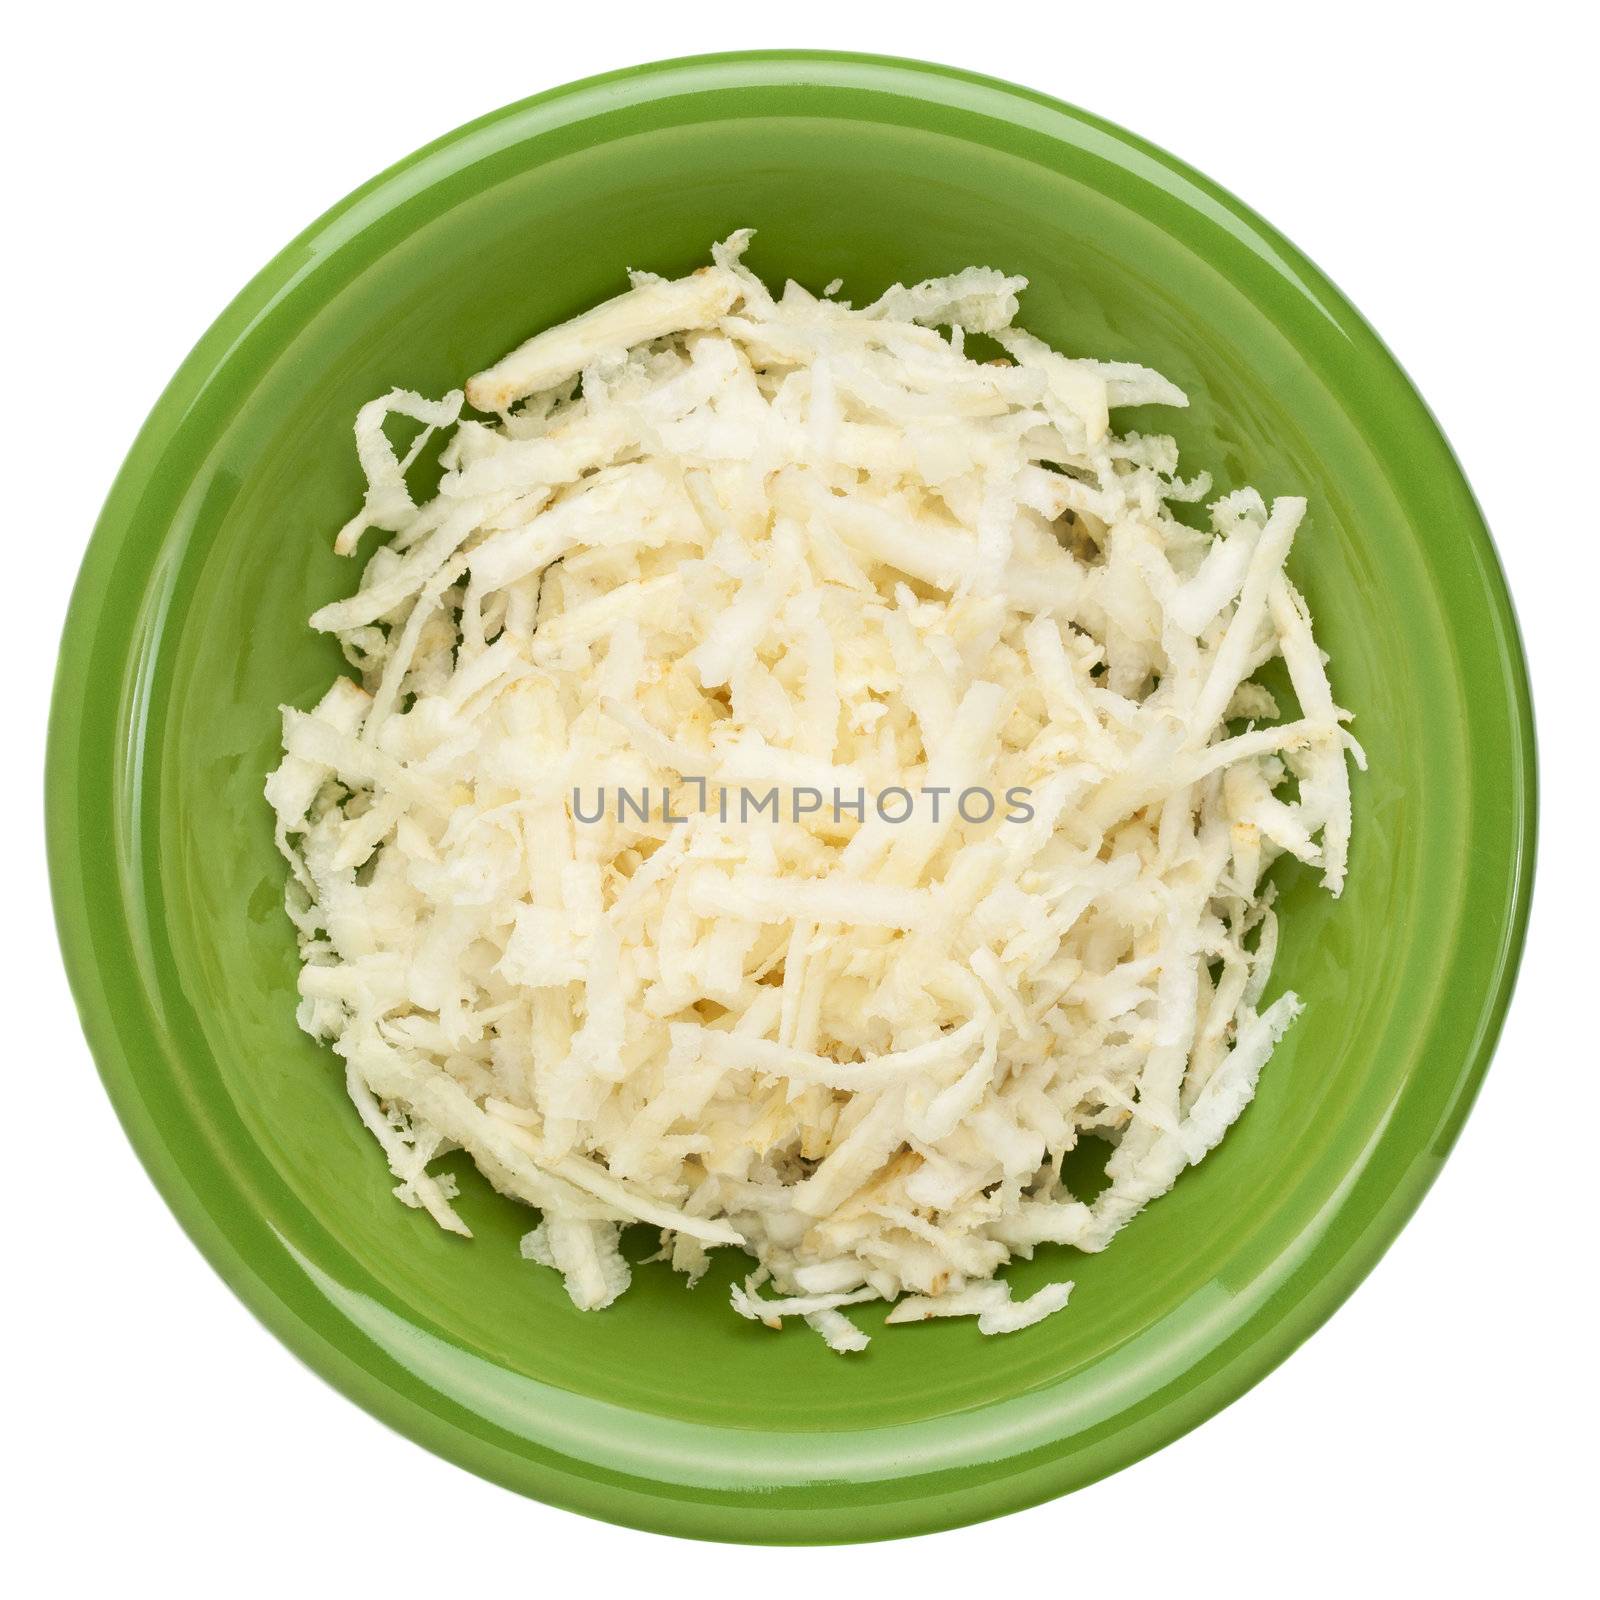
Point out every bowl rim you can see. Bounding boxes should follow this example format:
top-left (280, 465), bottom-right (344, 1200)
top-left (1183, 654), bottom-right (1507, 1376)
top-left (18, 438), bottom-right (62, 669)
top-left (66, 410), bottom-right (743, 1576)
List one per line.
top-left (46, 49), bottom-right (1537, 1543)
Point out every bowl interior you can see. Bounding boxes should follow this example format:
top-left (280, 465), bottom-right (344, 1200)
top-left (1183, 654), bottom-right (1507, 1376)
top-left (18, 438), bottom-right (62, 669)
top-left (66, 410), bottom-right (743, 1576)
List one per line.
top-left (52, 56), bottom-right (1532, 1542)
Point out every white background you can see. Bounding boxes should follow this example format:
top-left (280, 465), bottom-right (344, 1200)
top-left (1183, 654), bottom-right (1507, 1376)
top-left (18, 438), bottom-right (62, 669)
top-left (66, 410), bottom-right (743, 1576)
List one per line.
top-left (10, 2), bottom-right (1595, 1591)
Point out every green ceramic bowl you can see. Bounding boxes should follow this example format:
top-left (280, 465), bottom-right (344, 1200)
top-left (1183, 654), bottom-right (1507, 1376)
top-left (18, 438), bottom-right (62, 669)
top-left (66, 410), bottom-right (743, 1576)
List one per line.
top-left (47, 52), bottom-right (1535, 1543)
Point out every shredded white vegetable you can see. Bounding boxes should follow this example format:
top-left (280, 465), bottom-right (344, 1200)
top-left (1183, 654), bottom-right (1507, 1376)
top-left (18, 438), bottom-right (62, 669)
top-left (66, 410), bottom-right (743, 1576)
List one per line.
top-left (268, 233), bottom-right (1358, 1353)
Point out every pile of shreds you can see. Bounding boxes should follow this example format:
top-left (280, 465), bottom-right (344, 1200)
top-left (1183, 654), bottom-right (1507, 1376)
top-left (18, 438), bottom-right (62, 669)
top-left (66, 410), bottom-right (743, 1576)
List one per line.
top-left (267, 233), bottom-right (1359, 1352)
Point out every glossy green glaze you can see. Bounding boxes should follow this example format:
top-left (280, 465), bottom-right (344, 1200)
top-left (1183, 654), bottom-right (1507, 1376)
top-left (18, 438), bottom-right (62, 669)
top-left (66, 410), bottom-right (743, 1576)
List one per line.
top-left (47, 53), bottom-right (1535, 1543)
